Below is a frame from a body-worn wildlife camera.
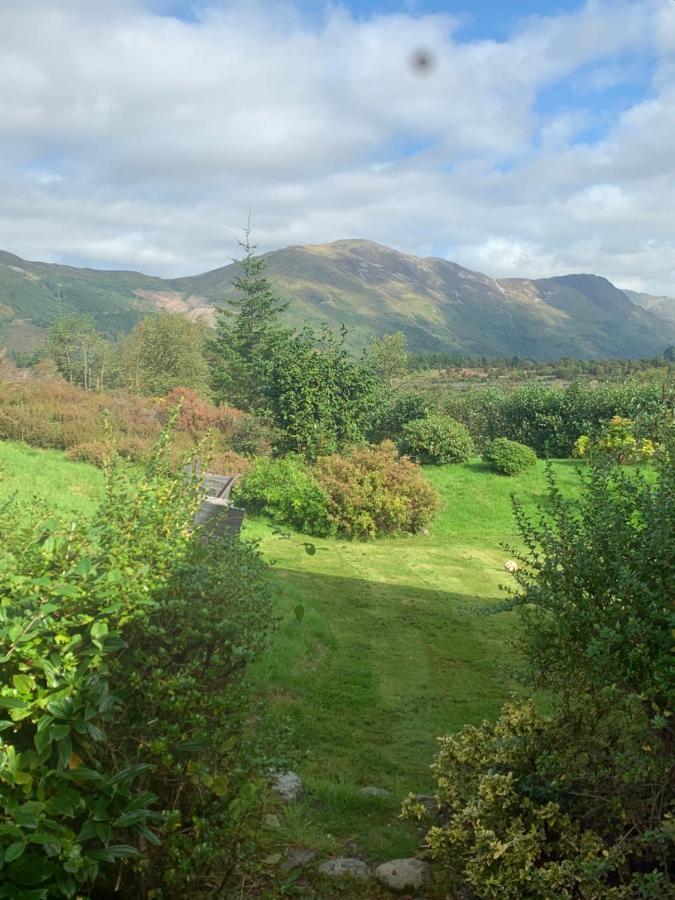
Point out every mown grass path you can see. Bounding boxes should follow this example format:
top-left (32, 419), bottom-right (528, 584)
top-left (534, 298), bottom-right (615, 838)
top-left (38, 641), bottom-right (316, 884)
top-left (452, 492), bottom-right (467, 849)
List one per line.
top-left (245, 460), bottom-right (582, 865)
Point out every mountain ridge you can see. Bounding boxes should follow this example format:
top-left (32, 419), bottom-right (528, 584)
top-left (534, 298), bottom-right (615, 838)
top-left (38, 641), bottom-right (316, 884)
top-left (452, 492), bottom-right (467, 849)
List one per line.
top-left (1, 239), bottom-right (674, 360)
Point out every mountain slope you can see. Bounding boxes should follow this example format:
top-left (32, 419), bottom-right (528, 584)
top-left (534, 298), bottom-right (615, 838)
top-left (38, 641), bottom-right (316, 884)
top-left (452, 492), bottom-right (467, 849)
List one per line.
top-left (2, 240), bottom-right (674, 360)
top-left (624, 289), bottom-right (675, 324)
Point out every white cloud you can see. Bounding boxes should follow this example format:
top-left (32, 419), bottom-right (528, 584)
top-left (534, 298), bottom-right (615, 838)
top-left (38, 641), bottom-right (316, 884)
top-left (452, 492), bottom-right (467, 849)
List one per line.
top-left (0, 0), bottom-right (674, 294)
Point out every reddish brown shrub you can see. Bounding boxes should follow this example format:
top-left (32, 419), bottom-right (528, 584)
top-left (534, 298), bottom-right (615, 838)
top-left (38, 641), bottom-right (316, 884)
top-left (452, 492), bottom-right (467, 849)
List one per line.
top-left (315, 440), bottom-right (439, 539)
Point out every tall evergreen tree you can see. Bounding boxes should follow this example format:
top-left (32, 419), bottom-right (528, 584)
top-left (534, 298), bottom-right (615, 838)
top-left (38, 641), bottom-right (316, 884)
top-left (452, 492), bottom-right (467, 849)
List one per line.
top-left (211, 227), bottom-right (290, 410)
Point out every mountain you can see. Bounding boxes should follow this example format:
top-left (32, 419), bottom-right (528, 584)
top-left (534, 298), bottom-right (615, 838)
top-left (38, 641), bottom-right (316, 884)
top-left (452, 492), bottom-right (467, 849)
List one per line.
top-left (2, 239), bottom-right (675, 360)
top-left (624, 289), bottom-right (675, 324)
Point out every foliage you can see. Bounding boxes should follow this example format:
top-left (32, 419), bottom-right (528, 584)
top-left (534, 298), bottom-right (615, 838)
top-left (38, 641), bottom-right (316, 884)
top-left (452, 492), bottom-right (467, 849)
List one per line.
top-left (573, 415), bottom-right (658, 464)
top-left (401, 414), bottom-right (474, 465)
top-left (444, 381), bottom-right (668, 456)
top-left (375, 392), bottom-right (434, 443)
top-left (0, 380), bottom-right (256, 468)
top-left (366, 332), bottom-right (409, 385)
top-left (0, 430), bottom-right (272, 896)
top-left (112, 532), bottom-right (272, 895)
top-left (415, 456), bottom-right (675, 898)
top-left (233, 455), bottom-right (332, 536)
top-left (483, 437), bottom-right (537, 476)
top-left (210, 230), bottom-right (290, 411)
top-left (118, 312), bottom-right (211, 398)
top-left (236, 442), bottom-right (438, 540)
top-left (264, 326), bottom-right (383, 459)
top-left (46, 315), bottom-right (113, 392)
top-left (314, 441), bottom-right (438, 539)
top-left (409, 700), bottom-right (672, 899)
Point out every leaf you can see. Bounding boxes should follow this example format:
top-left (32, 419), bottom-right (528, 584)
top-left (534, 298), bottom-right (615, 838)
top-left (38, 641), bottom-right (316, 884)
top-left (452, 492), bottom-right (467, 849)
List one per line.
top-left (12, 675), bottom-right (33, 694)
top-left (90, 621), bottom-right (108, 641)
top-left (0, 697), bottom-right (28, 710)
top-left (74, 557), bottom-right (93, 577)
top-left (4, 841), bottom-right (26, 863)
top-left (294, 604), bottom-right (305, 623)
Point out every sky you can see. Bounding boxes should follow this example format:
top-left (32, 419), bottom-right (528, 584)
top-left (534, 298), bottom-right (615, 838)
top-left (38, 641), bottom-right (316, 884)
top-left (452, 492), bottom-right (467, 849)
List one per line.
top-left (1, 0), bottom-right (674, 294)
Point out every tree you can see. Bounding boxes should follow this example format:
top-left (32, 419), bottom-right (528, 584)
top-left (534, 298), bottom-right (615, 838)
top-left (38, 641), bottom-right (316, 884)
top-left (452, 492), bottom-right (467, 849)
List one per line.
top-left (46, 315), bottom-right (111, 391)
top-left (367, 332), bottom-right (409, 385)
top-left (211, 228), bottom-right (289, 410)
top-left (265, 325), bottom-right (382, 458)
top-left (119, 312), bottom-right (210, 397)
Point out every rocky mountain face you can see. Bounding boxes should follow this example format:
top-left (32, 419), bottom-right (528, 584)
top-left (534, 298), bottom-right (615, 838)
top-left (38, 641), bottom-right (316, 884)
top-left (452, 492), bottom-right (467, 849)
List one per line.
top-left (2, 239), bottom-right (674, 360)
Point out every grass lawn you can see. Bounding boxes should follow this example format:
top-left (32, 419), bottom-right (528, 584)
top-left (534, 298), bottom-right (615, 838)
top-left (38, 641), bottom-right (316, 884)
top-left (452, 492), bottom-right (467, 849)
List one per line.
top-left (0, 440), bottom-right (103, 517)
top-left (243, 458), bottom-right (584, 881)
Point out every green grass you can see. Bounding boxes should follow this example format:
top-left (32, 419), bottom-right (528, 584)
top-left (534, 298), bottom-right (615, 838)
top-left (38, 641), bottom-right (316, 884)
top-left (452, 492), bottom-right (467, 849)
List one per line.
top-left (243, 459), bottom-right (583, 870)
top-left (0, 440), bottom-right (103, 517)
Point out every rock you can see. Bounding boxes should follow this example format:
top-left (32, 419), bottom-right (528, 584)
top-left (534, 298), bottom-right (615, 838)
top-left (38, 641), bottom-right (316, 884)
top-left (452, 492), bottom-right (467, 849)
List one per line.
top-left (280, 848), bottom-right (317, 872)
top-left (318, 857), bottom-right (371, 880)
top-left (504, 559), bottom-right (519, 573)
top-left (375, 858), bottom-right (430, 893)
top-left (270, 770), bottom-right (303, 802)
top-left (359, 786), bottom-right (392, 798)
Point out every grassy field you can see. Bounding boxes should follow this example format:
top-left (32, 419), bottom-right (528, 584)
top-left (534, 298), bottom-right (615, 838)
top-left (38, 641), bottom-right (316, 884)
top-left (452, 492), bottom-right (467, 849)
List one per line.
top-left (0, 439), bottom-right (583, 894)
top-left (242, 458), bottom-right (583, 881)
top-left (0, 440), bottom-right (103, 517)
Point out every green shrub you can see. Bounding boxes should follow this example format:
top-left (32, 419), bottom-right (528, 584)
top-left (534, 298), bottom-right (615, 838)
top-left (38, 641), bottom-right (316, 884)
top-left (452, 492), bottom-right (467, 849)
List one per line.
top-left (233, 455), bottom-right (332, 535)
top-left (375, 392), bottom-right (434, 442)
top-left (0, 430), bottom-right (272, 896)
top-left (483, 437), bottom-right (537, 475)
top-left (401, 414), bottom-right (474, 465)
top-left (315, 441), bottom-right (438, 539)
top-left (409, 699), bottom-right (672, 899)
top-left (444, 381), bottom-right (666, 457)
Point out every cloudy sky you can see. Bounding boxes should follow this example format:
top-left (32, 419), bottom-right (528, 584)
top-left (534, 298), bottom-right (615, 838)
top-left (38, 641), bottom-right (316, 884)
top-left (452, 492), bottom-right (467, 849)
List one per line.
top-left (2, 0), bottom-right (674, 293)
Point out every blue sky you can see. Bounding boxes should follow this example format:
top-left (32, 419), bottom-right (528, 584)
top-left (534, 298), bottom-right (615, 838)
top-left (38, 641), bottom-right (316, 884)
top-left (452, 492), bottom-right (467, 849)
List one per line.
top-left (1, 0), bottom-right (674, 293)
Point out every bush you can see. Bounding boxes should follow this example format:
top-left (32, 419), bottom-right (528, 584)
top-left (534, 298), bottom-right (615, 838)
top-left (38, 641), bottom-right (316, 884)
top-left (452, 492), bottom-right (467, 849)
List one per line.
top-left (233, 455), bottom-right (332, 535)
top-left (401, 414), bottom-right (474, 465)
top-left (413, 456), bottom-right (675, 898)
top-left (0, 431), bottom-right (272, 896)
top-left (409, 699), bottom-right (672, 899)
top-left (483, 437), bottom-right (537, 475)
top-left (573, 415), bottom-right (658, 464)
top-left (315, 441), bottom-right (439, 539)
top-left (444, 381), bottom-right (666, 457)
top-left (0, 379), bottom-right (257, 468)
top-left (375, 392), bottom-right (434, 442)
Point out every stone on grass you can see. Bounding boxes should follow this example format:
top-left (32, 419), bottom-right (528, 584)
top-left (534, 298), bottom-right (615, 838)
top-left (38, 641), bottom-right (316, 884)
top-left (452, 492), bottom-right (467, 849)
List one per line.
top-left (270, 770), bottom-right (303, 802)
top-left (264, 813), bottom-right (281, 828)
top-left (359, 786), bottom-right (392, 798)
top-left (375, 858), bottom-right (430, 893)
top-left (318, 857), bottom-right (371, 880)
top-left (280, 848), bottom-right (317, 872)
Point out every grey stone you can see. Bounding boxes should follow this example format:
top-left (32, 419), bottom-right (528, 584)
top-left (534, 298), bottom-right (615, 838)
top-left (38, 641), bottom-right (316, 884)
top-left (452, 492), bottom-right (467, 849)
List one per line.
top-left (358, 785), bottom-right (392, 798)
top-left (280, 848), bottom-right (317, 872)
top-left (270, 770), bottom-right (303, 802)
top-left (318, 857), bottom-right (371, 880)
top-left (375, 858), bottom-right (430, 893)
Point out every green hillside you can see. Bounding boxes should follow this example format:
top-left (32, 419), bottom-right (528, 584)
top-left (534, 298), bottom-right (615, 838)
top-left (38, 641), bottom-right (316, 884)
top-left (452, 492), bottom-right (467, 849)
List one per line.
top-left (2, 240), bottom-right (675, 359)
